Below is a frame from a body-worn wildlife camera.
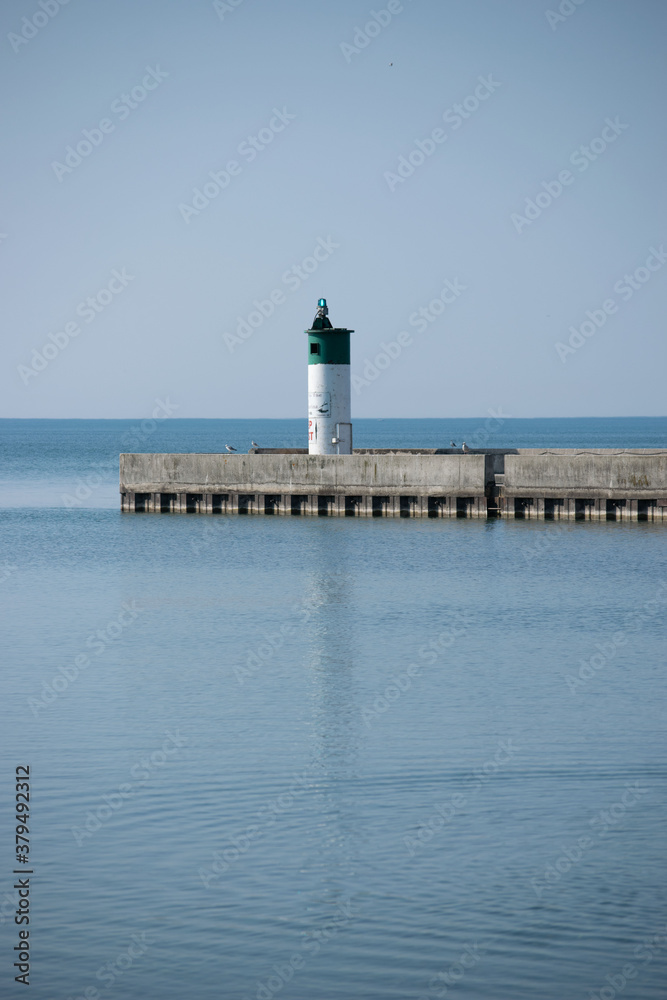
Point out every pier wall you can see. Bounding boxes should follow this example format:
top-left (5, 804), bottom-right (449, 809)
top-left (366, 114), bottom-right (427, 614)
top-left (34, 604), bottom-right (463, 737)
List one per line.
top-left (120, 452), bottom-right (485, 496)
top-left (120, 450), bottom-right (667, 521)
top-left (502, 450), bottom-right (666, 498)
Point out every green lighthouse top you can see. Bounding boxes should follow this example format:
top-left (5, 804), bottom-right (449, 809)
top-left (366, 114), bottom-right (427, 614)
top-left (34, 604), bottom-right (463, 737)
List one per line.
top-left (306, 299), bottom-right (353, 364)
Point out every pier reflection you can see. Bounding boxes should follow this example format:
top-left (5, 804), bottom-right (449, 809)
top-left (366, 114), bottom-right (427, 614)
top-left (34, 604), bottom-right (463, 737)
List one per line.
top-left (298, 522), bottom-right (364, 902)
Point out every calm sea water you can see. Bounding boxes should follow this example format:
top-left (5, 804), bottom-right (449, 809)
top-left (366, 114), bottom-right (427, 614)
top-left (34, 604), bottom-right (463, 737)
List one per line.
top-left (1, 418), bottom-right (666, 1000)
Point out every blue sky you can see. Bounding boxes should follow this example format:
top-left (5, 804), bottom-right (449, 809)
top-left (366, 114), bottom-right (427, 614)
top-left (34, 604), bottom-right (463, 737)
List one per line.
top-left (1, 0), bottom-right (665, 418)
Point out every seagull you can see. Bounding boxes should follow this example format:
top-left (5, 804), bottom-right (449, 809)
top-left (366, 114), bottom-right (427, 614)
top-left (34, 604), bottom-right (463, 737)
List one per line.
top-left (461, 442), bottom-right (470, 453)
top-left (225, 444), bottom-right (237, 453)
top-left (450, 441), bottom-right (457, 447)
top-left (251, 440), bottom-right (259, 448)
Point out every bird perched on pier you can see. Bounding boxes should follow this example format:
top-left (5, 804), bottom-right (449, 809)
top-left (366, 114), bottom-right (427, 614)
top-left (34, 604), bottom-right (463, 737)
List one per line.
top-left (461, 442), bottom-right (470, 453)
top-left (225, 444), bottom-right (237, 453)
top-left (251, 441), bottom-right (259, 448)
top-left (450, 441), bottom-right (457, 447)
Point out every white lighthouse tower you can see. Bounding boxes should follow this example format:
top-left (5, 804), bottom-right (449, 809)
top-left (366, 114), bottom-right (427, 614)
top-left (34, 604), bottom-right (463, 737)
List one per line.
top-left (306, 299), bottom-right (353, 455)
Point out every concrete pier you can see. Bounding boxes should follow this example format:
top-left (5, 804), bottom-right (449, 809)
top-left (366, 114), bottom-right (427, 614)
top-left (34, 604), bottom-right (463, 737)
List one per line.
top-left (120, 449), bottom-right (667, 521)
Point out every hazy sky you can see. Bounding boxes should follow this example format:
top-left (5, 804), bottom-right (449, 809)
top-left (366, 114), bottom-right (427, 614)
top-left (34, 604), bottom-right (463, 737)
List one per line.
top-left (2, 0), bottom-right (666, 418)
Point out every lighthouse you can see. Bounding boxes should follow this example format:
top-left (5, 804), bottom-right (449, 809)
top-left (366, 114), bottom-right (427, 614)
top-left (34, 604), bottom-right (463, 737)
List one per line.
top-left (306, 299), bottom-right (353, 455)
